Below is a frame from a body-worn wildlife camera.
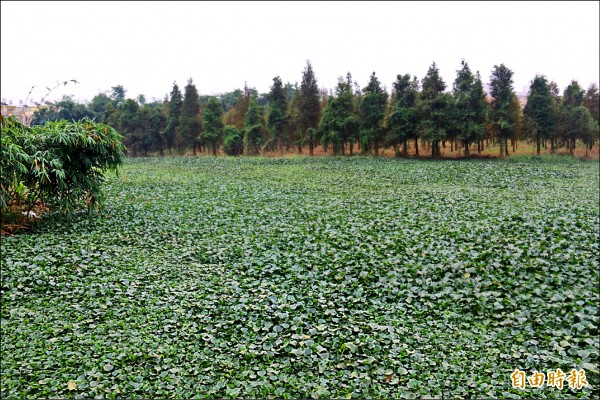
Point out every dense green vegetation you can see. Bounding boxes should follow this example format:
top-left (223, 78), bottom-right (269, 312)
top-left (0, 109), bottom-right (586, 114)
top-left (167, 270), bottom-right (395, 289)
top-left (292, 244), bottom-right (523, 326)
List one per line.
top-left (27, 60), bottom-right (600, 158)
top-left (0, 116), bottom-right (125, 217)
top-left (1, 156), bottom-right (598, 398)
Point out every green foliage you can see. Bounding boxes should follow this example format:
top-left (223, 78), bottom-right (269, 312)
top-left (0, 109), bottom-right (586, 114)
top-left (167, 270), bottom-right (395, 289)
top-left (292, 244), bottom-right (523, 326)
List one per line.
top-left (319, 74), bottom-right (359, 155)
top-left (420, 93), bottom-right (454, 151)
top-left (110, 85), bottom-right (127, 107)
top-left (453, 62), bottom-right (488, 156)
top-left (287, 83), bottom-right (303, 151)
top-left (266, 76), bottom-right (289, 153)
top-left (489, 64), bottom-right (516, 157)
top-left (202, 97), bottom-right (225, 156)
top-left (162, 82), bottom-right (183, 154)
top-left (129, 106), bottom-right (166, 156)
top-left (243, 98), bottom-right (264, 155)
top-left (284, 81), bottom-right (296, 102)
top-left (228, 84), bottom-right (252, 131)
top-left (214, 88), bottom-right (243, 111)
top-left (88, 93), bottom-right (112, 122)
top-left (102, 102), bottom-right (117, 125)
top-left (178, 79), bottom-right (201, 155)
top-left (1, 156), bottom-right (598, 398)
top-left (99, 97), bottom-right (165, 157)
top-left (359, 72), bottom-right (389, 155)
top-left (582, 83), bottom-right (600, 149)
top-left (119, 99), bottom-right (140, 134)
top-left (388, 74), bottom-right (420, 156)
top-left (420, 63), bottom-right (451, 158)
top-left (507, 94), bottom-right (524, 145)
top-left (564, 106), bottom-right (599, 151)
top-left (421, 62), bottom-right (446, 101)
top-left (562, 81), bottom-right (585, 109)
top-left (0, 119), bottom-right (30, 209)
top-left (222, 125), bottom-right (244, 156)
top-left (298, 60), bottom-right (321, 155)
top-left (583, 83), bottom-right (599, 124)
top-left (0, 116), bottom-right (125, 214)
top-left (524, 75), bottom-right (557, 154)
top-left (31, 96), bottom-right (95, 126)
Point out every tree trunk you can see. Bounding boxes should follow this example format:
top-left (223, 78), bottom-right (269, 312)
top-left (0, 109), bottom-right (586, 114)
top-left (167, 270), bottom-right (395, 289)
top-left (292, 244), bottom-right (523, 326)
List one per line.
top-left (309, 140), bottom-right (314, 156)
top-left (297, 144), bottom-right (302, 154)
top-left (512, 139), bottom-right (516, 153)
top-left (505, 137), bottom-right (509, 156)
top-left (414, 137), bottom-right (419, 156)
top-left (349, 141), bottom-right (353, 156)
top-left (550, 138), bottom-right (555, 153)
top-left (450, 139), bottom-right (454, 152)
top-left (374, 141), bottom-right (379, 156)
top-left (464, 140), bottom-right (470, 157)
top-left (212, 142), bottom-right (217, 156)
top-left (403, 140), bottom-right (408, 157)
top-left (498, 135), bottom-right (505, 159)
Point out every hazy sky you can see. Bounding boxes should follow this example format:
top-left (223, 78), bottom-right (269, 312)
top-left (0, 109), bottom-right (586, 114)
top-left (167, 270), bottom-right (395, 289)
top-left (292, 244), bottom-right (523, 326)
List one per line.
top-left (2, 1), bottom-right (598, 104)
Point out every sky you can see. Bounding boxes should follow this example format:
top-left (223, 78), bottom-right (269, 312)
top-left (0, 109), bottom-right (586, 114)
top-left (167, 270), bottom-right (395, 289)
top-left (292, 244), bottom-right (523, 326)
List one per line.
top-left (1, 1), bottom-right (599, 105)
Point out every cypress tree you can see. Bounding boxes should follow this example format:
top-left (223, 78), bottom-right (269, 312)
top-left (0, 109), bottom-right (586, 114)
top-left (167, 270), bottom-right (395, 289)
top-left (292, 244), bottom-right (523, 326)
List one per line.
top-left (359, 72), bottom-right (388, 156)
top-left (388, 74), bottom-right (419, 157)
top-left (178, 78), bottom-right (201, 155)
top-left (319, 73), bottom-right (359, 155)
top-left (244, 97), bottom-right (264, 155)
top-left (162, 82), bottom-right (182, 154)
top-left (489, 64), bottom-right (515, 158)
top-left (524, 75), bottom-right (556, 154)
top-left (298, 60), bottom-right (321, 156)
top-left (420, 62), bottom-right (450, 159)
top-left (266, 76), bottom-right (289, 155)
top-left (202, 97), bottom-right (224, 156)
top-left (453, 61), bottom-right (485, 156)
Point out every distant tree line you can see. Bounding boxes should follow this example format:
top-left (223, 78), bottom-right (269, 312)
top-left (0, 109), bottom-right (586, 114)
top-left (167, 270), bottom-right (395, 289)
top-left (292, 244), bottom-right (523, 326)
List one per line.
top-left (31, 60), bottom-right (599, 158)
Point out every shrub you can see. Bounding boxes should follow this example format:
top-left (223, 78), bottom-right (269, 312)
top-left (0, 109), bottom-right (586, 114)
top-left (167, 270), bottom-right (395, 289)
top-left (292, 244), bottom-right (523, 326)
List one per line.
top-left (0, 115), bottom-right (125, 216)
top-left (222, 125), bottom-right (244, 156)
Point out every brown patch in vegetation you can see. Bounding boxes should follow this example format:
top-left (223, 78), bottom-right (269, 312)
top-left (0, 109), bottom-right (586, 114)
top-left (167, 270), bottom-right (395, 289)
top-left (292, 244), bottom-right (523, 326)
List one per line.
top-left (1, 201), bottom-right (48, 236)
top-left (170, 141), bottom-right (599, 160)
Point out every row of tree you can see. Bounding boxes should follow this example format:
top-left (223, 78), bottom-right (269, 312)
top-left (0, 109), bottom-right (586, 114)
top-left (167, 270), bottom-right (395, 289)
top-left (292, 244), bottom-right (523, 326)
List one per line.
top-left (31, 61), bottom-right (599, 158)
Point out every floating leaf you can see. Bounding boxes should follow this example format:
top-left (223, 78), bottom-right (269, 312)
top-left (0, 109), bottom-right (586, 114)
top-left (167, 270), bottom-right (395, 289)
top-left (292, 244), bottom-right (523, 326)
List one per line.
top-left (1, 156), bottom-right (597, 399)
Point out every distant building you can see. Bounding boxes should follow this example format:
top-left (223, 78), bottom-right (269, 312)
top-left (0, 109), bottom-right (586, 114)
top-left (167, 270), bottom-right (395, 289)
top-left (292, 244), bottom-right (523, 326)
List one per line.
top-left (515, 85), bottom-right (528, 108)
top-left (1, 99), bottom-right (41, 126)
